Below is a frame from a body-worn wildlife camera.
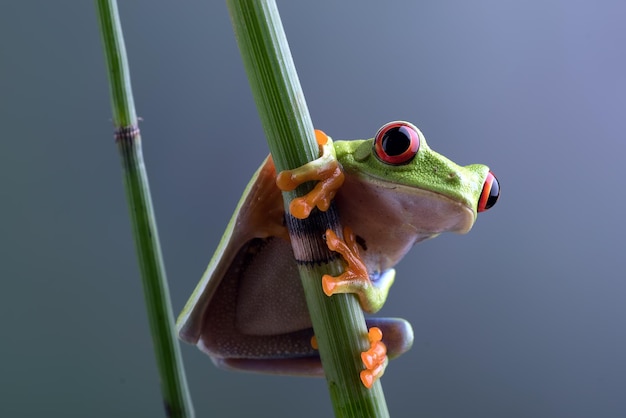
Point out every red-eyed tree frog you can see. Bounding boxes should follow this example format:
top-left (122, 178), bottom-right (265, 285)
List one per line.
top-left (177, 121), bottom-right (500, 388)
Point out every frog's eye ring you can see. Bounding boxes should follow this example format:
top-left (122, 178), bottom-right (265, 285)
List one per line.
top-left (374, 121), bottom-right (420, 165)
top-left (478, 171), bottom-right (500, 212)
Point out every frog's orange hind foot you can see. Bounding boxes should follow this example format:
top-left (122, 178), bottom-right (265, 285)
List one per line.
top-left (360, 327), bottom-right (388, 388)
top-left (275, 130), bottom-right (344, 219)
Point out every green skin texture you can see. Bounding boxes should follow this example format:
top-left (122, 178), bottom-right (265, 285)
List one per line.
top-left (176, 121), bottom-right (494, 375)
top-left (334, 130), bottom-right (489, 220)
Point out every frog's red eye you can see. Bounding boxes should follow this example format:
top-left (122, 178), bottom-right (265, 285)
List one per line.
top-left (374, 121), bottom-right (420, 165)
top-left (478, 171), bottom-right (500, 212)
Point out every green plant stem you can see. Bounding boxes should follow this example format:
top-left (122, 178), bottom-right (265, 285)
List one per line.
top-left (226, 1), bottom-right (389, 416)
top-left (96, 1), bottom-right (194, 417)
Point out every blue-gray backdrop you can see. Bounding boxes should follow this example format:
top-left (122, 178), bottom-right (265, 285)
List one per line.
top-left (2, 1), bottom-right (624, 417)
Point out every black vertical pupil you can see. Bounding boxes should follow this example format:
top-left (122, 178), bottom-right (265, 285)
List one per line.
top-left (382, 127), bottom-right (410, 156)
top-left (485, 177), bottom-right (500, 210)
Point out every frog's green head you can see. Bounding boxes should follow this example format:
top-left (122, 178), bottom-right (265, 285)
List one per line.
top-left (335, 121), bottom-right (499, 234)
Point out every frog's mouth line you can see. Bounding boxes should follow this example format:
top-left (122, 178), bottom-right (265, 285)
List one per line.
top-left (340, 173), bottom-right (477, 236)
top-left (352, 168), bottom-right (479, 215)
top-left (390, 183), bottom-right (477, 235)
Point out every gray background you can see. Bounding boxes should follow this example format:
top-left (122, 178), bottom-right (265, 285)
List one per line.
top-left (2, 1), bottom-right (625, 417)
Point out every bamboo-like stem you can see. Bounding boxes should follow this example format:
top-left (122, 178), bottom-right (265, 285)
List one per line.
top-left (95, 1), bottom-right (194, 417)
top-left (226, 1), bottom-right (389, 416)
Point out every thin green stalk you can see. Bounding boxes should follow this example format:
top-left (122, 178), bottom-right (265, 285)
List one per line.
top-left (226, 1), bottom-right (389, 416)
top-left (96, 1), bottom-right (194, 417)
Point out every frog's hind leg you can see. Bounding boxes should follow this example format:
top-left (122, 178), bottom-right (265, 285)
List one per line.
top-left (212, 317), bottom-right (413, 379)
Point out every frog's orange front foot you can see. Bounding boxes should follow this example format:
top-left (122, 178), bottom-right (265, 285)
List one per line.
top-left (276, 130), bottom-right (344, 219)
top-left (322, 227), bottom-right (368, 295)
top-left (322, 227), bottom-right (390, 313)
top-left (360, 327), bottom-right (388, 388)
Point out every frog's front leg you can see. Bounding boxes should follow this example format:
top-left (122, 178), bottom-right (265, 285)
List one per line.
top-left (322, 227), bottom-right (395, 313)
top-left (275, 130), bottom-right (391, 388)
top-left (275, 130), bottom-right (345, 219)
